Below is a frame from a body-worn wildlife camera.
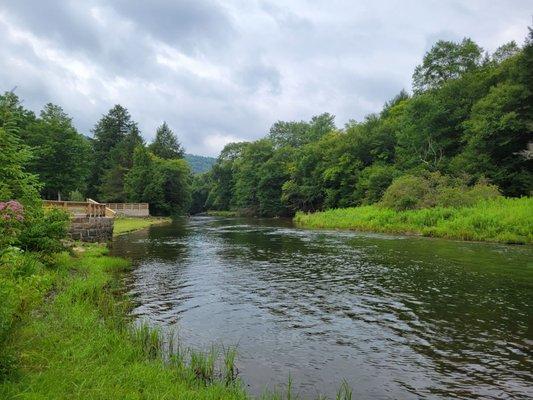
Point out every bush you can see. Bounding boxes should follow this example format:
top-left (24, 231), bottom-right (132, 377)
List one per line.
top-left (17, 207), bottom-right (70, 253)
top-left (0, 201), bottom-right (25, 249)
top-left (436, 181), bottom-right (500, 208)
top-left (381, 172), bottom-right (501, 211)
top-left (380, 174), bottom-right (432, 210)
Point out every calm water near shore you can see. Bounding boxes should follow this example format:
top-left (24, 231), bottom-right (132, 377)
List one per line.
top-left (111, 216), bottom-right (532, 399)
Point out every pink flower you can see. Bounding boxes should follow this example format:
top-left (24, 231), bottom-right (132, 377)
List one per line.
top-left (0, 200), bottom-right (24, 222)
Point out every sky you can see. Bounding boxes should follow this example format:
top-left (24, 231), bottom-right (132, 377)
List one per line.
top-left (0, 1), bottom-right (530, 156)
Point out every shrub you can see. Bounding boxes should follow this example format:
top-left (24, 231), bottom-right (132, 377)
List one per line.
top-left (0, 201), bottom-right (25, 249)
top-left (381, 172), bottom-right (501, 211)
top-left (380, 174), bottom-right (432, 210)
top-left (436, 181), bottom-right (500, 207)
top-left (17, 207), bottom-right (70, 253)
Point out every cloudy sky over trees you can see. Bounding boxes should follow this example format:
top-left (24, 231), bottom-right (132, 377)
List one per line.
top-left (0, 0), bottom-right (530, 155)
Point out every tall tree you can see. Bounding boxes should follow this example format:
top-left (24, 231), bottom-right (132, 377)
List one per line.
top-left (23, 104), bottom-right (91, 200)
top-left (0, 95), bottom-right (40, 205)
top-left (124, 146), bottom-right (154, 202)
top-left (492, 41), bottom-right (520, 64)
top-left (148, 122), bottom-right (184, 159)
top-left (206, 142), bottom-right (248, 211)
top-left (412, 38), bottom-right (483, 93)
top-left (87, 105), bottom-right (140, 199)
top-left (268, 113), bottom-right (336, 148)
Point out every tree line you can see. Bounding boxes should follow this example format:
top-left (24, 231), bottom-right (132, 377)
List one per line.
top-left (0, 96), bottom-right (191, 216)
top-left (191, 32), bottom-right (532, 216)
top-left (1, 31), bottom-right (531, 219)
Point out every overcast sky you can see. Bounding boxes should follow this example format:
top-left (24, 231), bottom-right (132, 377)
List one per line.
top-left (0, 1), bottom-right (530, 156)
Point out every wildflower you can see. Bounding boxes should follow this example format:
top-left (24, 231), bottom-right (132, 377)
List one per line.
top-left (0, 200), bottom-right (24, 222)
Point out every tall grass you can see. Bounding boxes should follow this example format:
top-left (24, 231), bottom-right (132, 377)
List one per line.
top-left (294, 197), bottom-right (533, 244)
top-left (0, 244), bottom-right (247, 399)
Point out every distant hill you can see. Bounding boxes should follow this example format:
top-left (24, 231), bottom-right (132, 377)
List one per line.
top-left (184, 153), bottom-right (216, 174)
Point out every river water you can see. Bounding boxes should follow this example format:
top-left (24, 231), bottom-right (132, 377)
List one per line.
top-left (111, 216), bottom-right (532, 399)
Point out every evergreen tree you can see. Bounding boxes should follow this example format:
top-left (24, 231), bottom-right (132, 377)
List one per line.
top-left (0, 95), bottom-right (40, 204)
top-left (148, 122), bottom-right (184, 159)
top-left (88, 105), bottom-right (140, 199)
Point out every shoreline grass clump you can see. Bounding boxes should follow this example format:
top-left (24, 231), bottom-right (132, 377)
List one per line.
top-left (113, 216), bottom-right (171, 236)
top-left (294, 197), bottom-right (533, 244)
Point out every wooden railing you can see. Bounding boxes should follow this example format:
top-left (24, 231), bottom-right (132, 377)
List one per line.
top-left (105, 203), bottom-right (149, 211)
top-left (43, 199), bottom-right (115, 218)
top-left (104, 203), bottom-right (149, 216)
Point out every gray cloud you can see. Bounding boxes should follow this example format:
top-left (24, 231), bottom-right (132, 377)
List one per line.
top-left (0, 0), bottom-right (530, 156)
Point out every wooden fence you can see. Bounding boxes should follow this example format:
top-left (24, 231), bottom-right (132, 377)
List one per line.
top-left (105, 203), bottom-right (149, 217)
top-left (43, 199), bottom-right (115, 218)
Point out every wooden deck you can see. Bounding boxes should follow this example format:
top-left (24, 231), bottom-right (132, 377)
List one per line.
top-left (43, 199), bottom-right (116, 218)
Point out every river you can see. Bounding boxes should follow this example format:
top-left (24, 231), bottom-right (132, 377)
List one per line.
top-left (111, 216), bottom-right (532, 399)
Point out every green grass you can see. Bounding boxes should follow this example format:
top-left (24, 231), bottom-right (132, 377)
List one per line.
top-left (113, 216), bottom-right (171, 236)
top-left (294, 197), bottom-right (533, 244)
top-left (0, 245), bottom-right (247, 399)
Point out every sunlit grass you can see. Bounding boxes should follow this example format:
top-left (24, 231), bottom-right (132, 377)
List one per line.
top-left (113, 216), bottom-right (171, 236)
top-left (294, 197), bottom-right (533, 244)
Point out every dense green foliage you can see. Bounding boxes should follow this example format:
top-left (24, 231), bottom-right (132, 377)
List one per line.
top-left (0, 94), bottom-right (192, 216)
top-left (194, 33), bottom-right (532, 217)
top-left (185, 154), bottom-right (216, 174)
top-left (380, 172), bottom-right (501, 211)
top-left (294, 197), bottom-right (533, 244)
top-left (0, 96), bottom-right (69, 254)
top-left (125, 146), bottom-right (191, 215)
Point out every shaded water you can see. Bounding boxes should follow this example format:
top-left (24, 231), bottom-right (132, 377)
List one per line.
top-left (111, 216), bottom-right (533, 399)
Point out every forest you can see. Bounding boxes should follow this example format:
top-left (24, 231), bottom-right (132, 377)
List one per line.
top-left (192, 33), bottom-right (532, 217)
top-left (0, 96), bottom-right (191, 215)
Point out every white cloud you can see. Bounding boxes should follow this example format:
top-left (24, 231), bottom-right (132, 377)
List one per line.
top-left (0, 0), bottom-right (530, 156)
top-left (203, 133), bottom-right (242, 155)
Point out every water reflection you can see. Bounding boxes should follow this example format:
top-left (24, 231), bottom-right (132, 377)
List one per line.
top-left (111, 216), bottom-right (533, 399)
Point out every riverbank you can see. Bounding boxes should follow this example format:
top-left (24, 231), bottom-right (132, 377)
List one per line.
top-left (0, 243), bottom-right (247, 399)
top-left (294, 197), bottom-right (533, 244)
top-left (113, 216), bottom-right (171, 236)
top-left (206, 210), bottom-right (238, 217)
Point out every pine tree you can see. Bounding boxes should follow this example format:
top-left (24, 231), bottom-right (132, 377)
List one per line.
top-left (148, 122), bottom-right (185, 159)
top-left (87, 105), bottom-right (142, 200)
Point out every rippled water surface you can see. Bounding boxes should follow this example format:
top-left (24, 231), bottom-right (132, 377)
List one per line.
top-left (111, 217), bottom-right (533, 399)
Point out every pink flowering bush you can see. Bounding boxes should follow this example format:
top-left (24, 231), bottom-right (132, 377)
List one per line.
top-left (0, 200), bottom-right (24, 221)
top-left (0, 200), bottom-right (25, 249)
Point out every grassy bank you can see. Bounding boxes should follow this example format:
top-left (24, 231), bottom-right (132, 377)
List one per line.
top-left (294, 197), bottom-right (533, 244)
top-left (113, 216), bottom-right (171, 236)
top-left (0, 245), bottom-right (246, 399)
